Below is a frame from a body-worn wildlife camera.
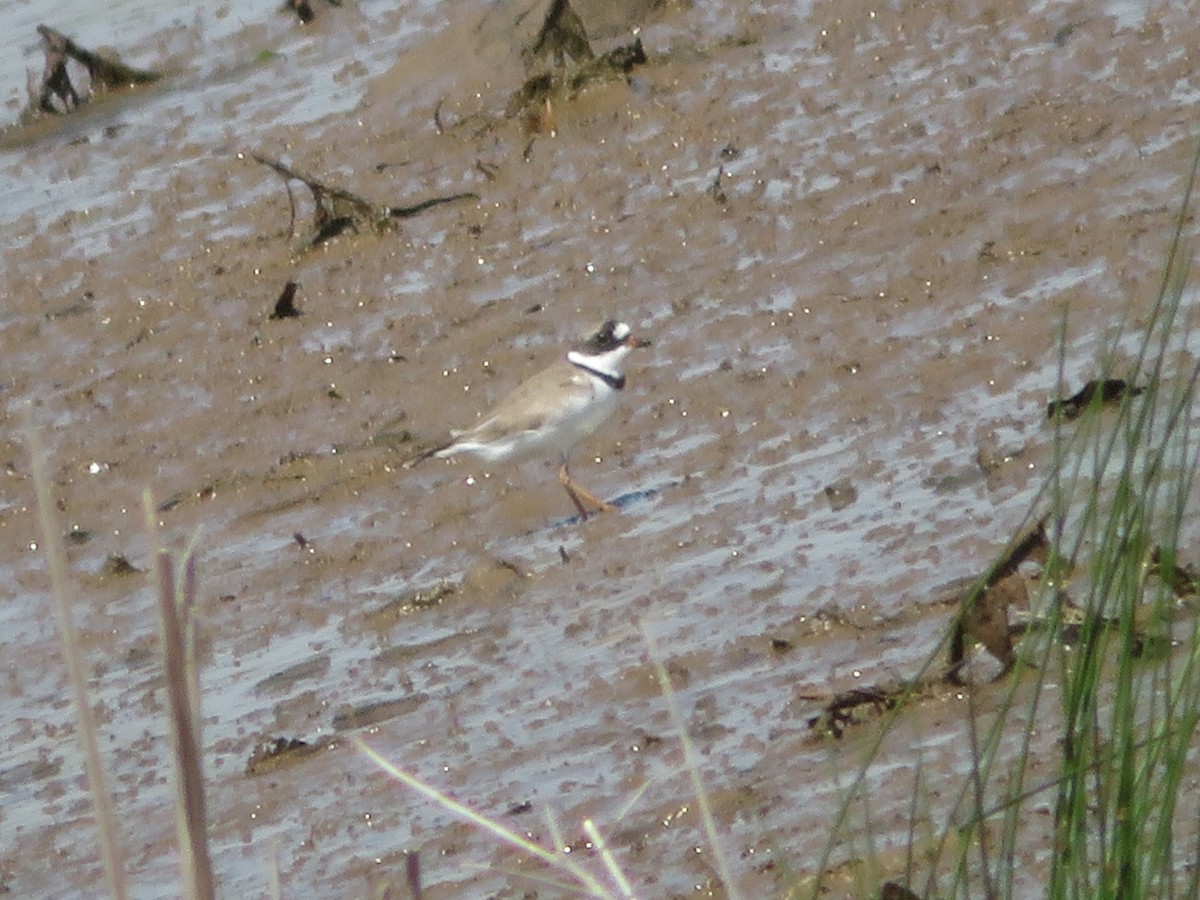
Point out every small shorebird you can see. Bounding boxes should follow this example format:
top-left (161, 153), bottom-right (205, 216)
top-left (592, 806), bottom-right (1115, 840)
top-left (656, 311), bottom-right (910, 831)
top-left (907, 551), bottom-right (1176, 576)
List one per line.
top-left (410, 319), bottom-right (650, 519)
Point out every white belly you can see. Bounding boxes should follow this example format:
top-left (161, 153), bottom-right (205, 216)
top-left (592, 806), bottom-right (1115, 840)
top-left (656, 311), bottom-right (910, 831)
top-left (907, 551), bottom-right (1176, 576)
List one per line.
top-left (433, 350), bottom-right (628, 472)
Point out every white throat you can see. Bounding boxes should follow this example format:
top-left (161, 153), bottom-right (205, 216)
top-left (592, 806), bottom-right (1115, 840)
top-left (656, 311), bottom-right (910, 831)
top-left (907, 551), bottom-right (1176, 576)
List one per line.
top-left (567, 344), bottom-right (631, 385)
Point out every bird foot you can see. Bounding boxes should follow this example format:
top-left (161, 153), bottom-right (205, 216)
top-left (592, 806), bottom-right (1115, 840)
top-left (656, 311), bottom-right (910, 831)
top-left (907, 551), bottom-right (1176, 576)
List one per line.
top-left (558, 464), bottom-right (613, 520)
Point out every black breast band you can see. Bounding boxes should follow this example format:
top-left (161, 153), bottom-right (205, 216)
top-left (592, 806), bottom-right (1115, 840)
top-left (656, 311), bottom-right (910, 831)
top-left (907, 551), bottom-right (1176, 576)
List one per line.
top-left (572, 361), bottom-right (625, 391)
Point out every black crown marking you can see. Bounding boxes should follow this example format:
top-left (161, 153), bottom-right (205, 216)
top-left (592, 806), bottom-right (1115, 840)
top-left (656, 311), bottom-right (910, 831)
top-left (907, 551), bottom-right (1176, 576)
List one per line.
top-left (583, 320), bottom-right (624, 353)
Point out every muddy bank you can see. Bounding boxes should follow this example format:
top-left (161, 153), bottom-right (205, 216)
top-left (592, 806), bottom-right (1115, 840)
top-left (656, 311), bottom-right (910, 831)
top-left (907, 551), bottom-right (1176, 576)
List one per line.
top-left (3, 0), bottom-right (1200, 896)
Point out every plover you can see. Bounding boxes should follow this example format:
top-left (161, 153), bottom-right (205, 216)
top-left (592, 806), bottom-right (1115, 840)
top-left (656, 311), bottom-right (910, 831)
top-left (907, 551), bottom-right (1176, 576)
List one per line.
top-left (410, 319), bottom-right (650, 519)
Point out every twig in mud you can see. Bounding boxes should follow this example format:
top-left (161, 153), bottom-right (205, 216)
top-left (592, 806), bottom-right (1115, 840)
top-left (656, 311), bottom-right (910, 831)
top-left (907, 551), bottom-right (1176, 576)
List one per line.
top-left (32, 24), bottom-right (160, 116)
top-left (250, 152), bottom-right (385, 244)
top-left (474, 159), bottom-right (498, 182)
top-left (246, 153), bottom-right (478, 248)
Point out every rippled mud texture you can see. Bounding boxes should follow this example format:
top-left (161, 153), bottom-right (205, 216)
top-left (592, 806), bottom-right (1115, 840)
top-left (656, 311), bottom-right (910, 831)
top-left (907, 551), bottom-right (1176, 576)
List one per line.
top-left (4, 0), bottom-right (1200, 897)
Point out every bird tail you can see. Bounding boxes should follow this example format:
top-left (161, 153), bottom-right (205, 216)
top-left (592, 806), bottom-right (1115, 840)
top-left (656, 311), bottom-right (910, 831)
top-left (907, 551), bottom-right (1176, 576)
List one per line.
top-left (403, 438), bottom-right (453, 469)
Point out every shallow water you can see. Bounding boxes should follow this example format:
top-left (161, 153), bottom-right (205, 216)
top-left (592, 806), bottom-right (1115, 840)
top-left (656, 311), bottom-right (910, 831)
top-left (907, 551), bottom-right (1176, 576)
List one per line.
top-left (3, 0), bottom-right (1200, 896)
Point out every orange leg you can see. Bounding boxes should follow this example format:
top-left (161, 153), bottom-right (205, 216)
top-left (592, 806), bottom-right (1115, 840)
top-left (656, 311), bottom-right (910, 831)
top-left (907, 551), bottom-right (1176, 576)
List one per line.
top-left (558, 463), bottom-right (613, 520)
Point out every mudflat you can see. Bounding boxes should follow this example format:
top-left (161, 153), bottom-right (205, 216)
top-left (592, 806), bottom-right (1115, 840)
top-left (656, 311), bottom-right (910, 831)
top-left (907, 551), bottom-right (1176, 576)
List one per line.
top-left (2, 1), bottom-right (1198, 896)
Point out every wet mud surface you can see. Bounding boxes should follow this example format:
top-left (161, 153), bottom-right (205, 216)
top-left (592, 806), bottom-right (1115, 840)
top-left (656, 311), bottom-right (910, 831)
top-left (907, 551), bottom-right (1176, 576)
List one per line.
top-left (4, 0), bottom-right (1200, 896)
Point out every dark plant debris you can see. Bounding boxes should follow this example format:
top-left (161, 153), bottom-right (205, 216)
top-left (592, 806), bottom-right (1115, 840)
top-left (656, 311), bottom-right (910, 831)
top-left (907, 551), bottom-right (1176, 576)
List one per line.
top-left (807, 521), bottom-right (1060, 738)
top-left (288, 0), bottom-right (341, 25)
top-left (1047, 378), bottom-right (1143, 420)
top-left (950, 573), bottom-right (1031, 680)
top-left (362, 582), bottom-right (456, 630)
top-left (245, 736), bottom-right (329, 776)
top-left (507, 39), bottom-right (648, 119)
top-left (1150, 546), bottom-right (1200, 597)
top-left (946, 519), bottom-right (1050, 683)
top-left (1052, 21), bottom-right (1084, 48)
top-left (101, 554), bottom-right (142, 577)
top-left (270, 281), bottom-right (303, 319)
top-left (248, 153), bottom-right (477, 248)
top-left (65, 527), bottom-right (92, 545)
top-left (807, 684), bottom-right (916, 739)
top-left (822, 477), bottom-right (858, 511)
top-left (708, 165), bottom-right (728, 205)
top-left (980, 517), bottom-right (1052, 585)
top-left (524, 0), bottom-right (595, 69)
top-left (30, 25), bottom-right (160, 118)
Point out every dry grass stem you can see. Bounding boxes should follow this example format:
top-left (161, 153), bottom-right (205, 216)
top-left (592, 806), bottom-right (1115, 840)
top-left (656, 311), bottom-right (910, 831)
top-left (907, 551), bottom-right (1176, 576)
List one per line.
top-left (144, 490), bottom-right (215, 900)
top-left (25, 411), bottom-right (130, 900)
